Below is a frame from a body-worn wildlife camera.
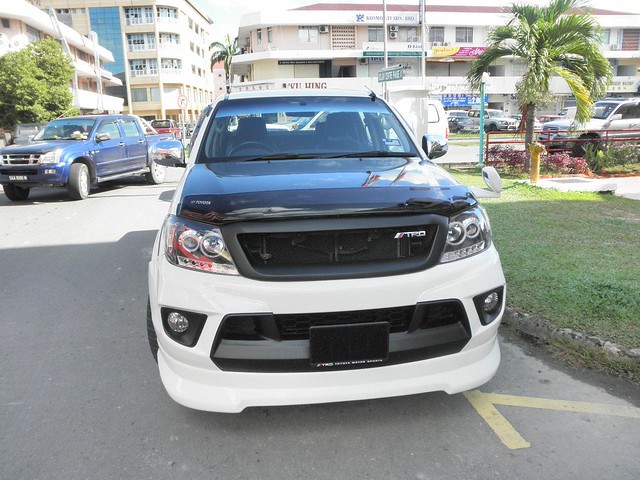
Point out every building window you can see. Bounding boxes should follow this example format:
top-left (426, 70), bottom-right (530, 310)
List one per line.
top-left (398, 27), bottom-right (419, 42)
top-left (26, 25), bottom-right (41, 43)
top-left (127, 33), bottom-right (155, 51)
top-left (150, 88), bottom-right (160, 102)
top-left (157, 7), bottom-right (178, 22)
top-left (161, 58), bottom-right (182, 73)
top-left (455, 27), bottom-right (473, 43)
top-left (368, 27), bottom-right (384, 42)
top-left (159, 33), bottom-right (180, 46)
top-left (601, 29), bottom-right (611, 44)
top-left (267, 27), bottom-right (273, 43)
top-left (299, 26), bottom-right (319, 43)
top-left (257, 29), bottom-right (262, 45)
top-left (1, 18), bottom-right (9, 28)
top-left (125, 7), bottom-right (153, 25)
top-left (428, 26), bottom-right (444, 44)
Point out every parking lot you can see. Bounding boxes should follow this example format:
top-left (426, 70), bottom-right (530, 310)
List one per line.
top-left (1, 170), bottom-right (639, 480)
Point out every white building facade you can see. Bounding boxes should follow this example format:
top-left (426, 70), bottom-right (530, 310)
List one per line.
top-left (232, 3), bottom-right (640, 114)
top-left (1, 0), bottom-right (124, 113)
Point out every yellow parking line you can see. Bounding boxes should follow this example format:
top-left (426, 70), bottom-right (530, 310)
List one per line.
top-left (464, 390), bottom-right (640, 450)
top-left (480, 391), bottom-right (640, 419)
top-left (464, 390), bottom-right (531, 450)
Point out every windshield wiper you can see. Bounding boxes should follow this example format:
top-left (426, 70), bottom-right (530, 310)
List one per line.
top-left (323, 151), bottom-right (416, 158)
top-left (241, 153), bottom-right (320, 162)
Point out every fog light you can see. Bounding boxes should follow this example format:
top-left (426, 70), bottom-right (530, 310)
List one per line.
top-left (483, 292), bottom-right (500, 312)
top-left (167, 312), bottom-right (189, 333)
top-left (44, 169), bottom-right (57, 175)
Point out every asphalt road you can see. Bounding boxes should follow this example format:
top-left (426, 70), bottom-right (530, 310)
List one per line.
top-left (1, 170), bottom-right (639, 480)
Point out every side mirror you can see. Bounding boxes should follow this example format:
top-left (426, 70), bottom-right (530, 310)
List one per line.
top-left (610, 113), bottom-right (622, 121)
top-left (470, 166), bottom-right (503, 198)
top-left (96, 132), bottom-right (111, 142)
top-left (421, 134), bottom-right (449, 159)
top-left (150, 139), bottom-right (186, 168)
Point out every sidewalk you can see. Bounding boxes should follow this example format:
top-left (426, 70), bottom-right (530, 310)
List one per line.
top-left (535, 176), bottom-right (640, 200)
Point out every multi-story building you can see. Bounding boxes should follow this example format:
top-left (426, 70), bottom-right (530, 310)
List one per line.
top-left (1, 0), bottom-right (123, 114)
top-left (232, 3), bottom-right (640, 114)
top-left (38, 0), bottom-right (215, 123)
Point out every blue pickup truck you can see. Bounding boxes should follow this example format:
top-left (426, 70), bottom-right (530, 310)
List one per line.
top-left (0, 114), bottom-right (179, 201)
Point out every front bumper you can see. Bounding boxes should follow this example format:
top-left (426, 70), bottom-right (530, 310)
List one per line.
top-left (148, 245), bottom-right (506, 412)
top-left (0, 164), bottom-right (66, 187)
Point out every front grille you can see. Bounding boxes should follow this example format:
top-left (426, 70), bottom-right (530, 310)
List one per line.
top-left (276, 305), bottom-right (415, 339)
top-left (543, 125), bottom-right (560, 132)
top-left (212, 300), bottom-right (472, 372)
top-left (0, 169), bottom-right (37, 176)
top-left (1, 155), bottom-right (40, 165)
top-left (238, 225), bottom-right (436, 267)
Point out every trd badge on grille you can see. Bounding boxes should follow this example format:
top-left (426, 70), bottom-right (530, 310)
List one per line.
top-left (394, 231), bottom-right (426, 239)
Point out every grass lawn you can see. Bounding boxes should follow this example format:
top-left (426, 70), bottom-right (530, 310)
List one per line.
top-left (448, 169), bottom-right (640, 351)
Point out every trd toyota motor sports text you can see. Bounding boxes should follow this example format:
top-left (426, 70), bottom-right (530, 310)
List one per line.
top-left (148, 90), bottom-right (506, 413)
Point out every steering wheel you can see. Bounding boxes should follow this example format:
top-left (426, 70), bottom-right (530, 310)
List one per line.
top-left (228, 141), bottom-right (275, 156)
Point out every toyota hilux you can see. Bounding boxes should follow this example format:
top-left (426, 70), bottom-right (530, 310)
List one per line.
top-left (148, 90), bottom-right (506, 412)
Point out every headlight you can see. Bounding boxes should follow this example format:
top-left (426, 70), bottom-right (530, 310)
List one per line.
top-left (39, 150), bottom-right (62, 164)
top-left (163, 215), bottom-right (239, 275)
top-left (440, 206), bottom-right (492, 263)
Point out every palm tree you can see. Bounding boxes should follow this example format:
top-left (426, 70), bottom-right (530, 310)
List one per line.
top-left (210, 35), bottom-right (239, 92)
top-left (467, 0), bottom-right (612, 168)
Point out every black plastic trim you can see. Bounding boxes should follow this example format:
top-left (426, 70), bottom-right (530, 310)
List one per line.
top-left (221, 214), bottom-right (448, 281)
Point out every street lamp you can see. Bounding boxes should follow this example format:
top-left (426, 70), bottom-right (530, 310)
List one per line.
top-left (478, 71), bottom-right (490, 166)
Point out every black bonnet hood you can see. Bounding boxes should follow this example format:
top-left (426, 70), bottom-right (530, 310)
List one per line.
top-left (177, 158), bottom-right (476, 224)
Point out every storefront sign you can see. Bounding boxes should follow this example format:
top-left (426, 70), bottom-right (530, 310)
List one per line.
top-left (432, 46), bottom-right (487, 58)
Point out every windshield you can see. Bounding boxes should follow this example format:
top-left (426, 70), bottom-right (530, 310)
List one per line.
top-left (33, 119), bottom-right (96, 141)
top-left (196, 95), bottom-right (420, 163)
top-left (151, 120), bottom-right (172, 128)
top-left (591, 102), bottom-right (618, 120)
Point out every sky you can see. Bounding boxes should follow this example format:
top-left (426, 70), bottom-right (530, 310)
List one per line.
top-left (201, 0), bottom-right (640, 41)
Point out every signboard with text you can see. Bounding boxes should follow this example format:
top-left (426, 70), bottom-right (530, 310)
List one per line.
top-left (378, 66), bottom-right (404, 83)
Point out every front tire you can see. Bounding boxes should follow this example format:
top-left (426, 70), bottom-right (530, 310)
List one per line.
top-left (68, 163), bottom-right (90, 200)
top-left (3, 184), bottom-right (30, 201)
top-left (145, 159), bottom-right (167, 185)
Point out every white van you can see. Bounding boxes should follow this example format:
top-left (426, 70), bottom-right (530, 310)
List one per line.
top-left (387, 87), bottom-right (449, 141)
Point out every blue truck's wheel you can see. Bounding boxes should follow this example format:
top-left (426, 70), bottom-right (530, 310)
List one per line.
top-left (68, 163), bottom-right (90, 200)
top-left (2, 184), bottom-right (30, 201)
top-left (145, 159), bottom-right (167, 185)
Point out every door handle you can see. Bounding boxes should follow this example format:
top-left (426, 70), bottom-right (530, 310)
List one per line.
top-left (137, 139), bottom-right (145, 144)
top-left (119, 142), bottom-right (125, 146)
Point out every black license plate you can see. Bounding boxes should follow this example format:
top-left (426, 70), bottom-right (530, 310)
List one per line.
top-left (310, 322), bottom-right (389, 368)
top-left (8, 175), bottom-right (27, 181)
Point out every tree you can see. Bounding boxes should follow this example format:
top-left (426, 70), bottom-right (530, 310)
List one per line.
top-left (467, 0), bottom-right (612, 169)
top-left (210, 35), bottom-right (239, 92)
top-left (0, 38), bottom-right (77, 129)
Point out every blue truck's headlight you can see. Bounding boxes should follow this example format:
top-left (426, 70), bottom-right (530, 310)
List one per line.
top-left (39, 150), bottom-right (62, 164)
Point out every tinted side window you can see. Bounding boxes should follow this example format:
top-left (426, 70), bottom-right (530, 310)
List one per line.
top-left (97, 121), bottom-right (122, 140)
top-left (121, 119), bottom-right (142, 137)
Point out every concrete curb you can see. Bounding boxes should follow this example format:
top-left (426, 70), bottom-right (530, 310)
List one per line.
top-left (501, 307), bottom-right (640, 361)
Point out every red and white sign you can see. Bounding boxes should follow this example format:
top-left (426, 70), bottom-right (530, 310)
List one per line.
top-left (177, 94), bottom-right (188, 109)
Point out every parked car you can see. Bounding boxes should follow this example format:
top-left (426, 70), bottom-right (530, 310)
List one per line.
top-left (147, 89), bottom-right (505, 413)
top-left (450, 116), bottom-right (480, 133)
top-left (150, 119), bottom-right (180, 138)
top-left (0, 115), bottom-right (183, 201)
top-left (469, 108), bottom-right (518, 132)
top-left (538, 97), bottom-right (640, 156)
top-left (509, 114), bottom-right (542, 131)
top-left (11, 123), bottom-right (45, 145)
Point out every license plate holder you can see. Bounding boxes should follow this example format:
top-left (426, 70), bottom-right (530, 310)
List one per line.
top-left (310, 322), bottom-right (389, 368)
top-left (8, 175), bottom-right (28, 181)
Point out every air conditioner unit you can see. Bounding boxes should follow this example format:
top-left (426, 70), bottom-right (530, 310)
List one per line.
top-left (359, 57), bottom-right (368, 65)
top-left (389, 25), bottom-right (398, 32)
top-left (319, 25), bottom-right (329, 34)
top-left (610, 44), bottom-right (621, 50)
top-left (389, 31), bottom-right (398, 39)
